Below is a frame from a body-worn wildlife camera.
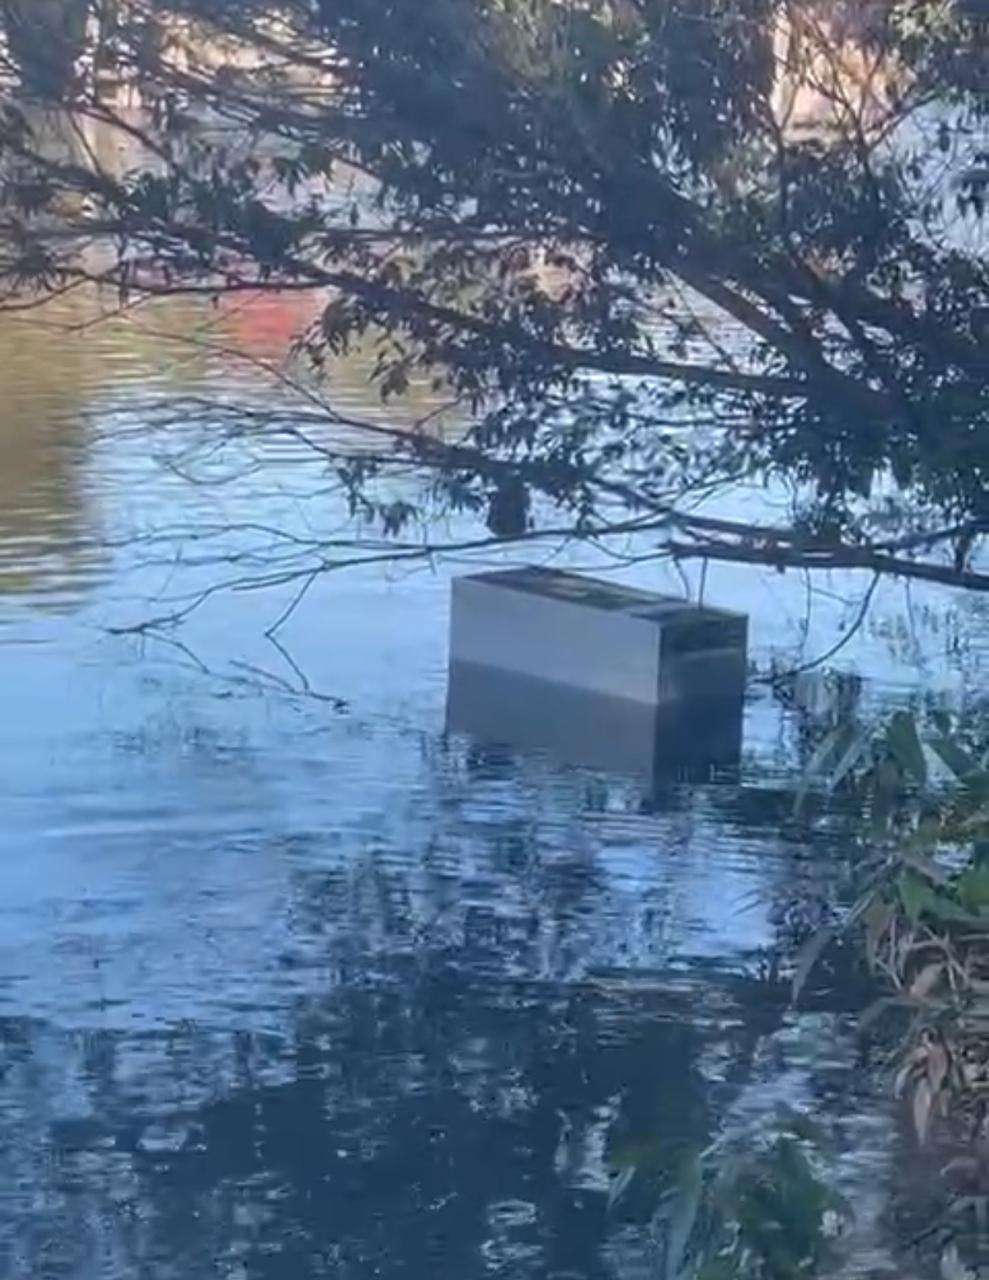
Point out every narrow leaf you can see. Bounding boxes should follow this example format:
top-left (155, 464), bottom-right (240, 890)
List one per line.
top-left (898, 870), bottom-right (931, 923)
top-left (870, 759), bottom-right (901, 831)
top-left (827, 723), bottom-right (873, 791)
top-left (909, 962), bottom-right (944, 1000)
top-left (926, 1042), bottom-right (949, 1096)
top-left (913, 1076), bottom-right (934, 1144)
top-left (607, 1162), bottom-right (636, 1211)
top-left (791, 925), bottom-right (837, 1003)
top-left (653, 1149), bottom-right (702, 1280)
top-left (900, 849), bottom-right (949, 887)
top-left (887, 711), bottom-right (928, 787)
top-left (929, 735), bottom-right (978, 782)
top-left (894, 1060), bottom-right (917, 1099)
top-left (956, 864), bottom-right (989, 912)
top-left (793, 727), bottom-right (846, 815)
top-left (863, 898), bottom-right (894, 972)
top-left (858, 996), bottom-right (903, 1033)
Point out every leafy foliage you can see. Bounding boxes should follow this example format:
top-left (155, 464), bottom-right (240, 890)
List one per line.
top-left (619, 1113), bottom-right (848, 1280)
top-left (0, 0), bottom-right (987, 586)
top-left (794, 705), bottom-right (989, 1144)
top-left (785, 702), bottom-right (989, 1273)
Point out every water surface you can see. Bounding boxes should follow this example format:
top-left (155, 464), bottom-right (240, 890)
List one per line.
top-left (0, 283), bottom-right (985, 1278)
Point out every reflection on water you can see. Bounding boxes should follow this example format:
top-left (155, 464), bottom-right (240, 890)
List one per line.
top-left (0, 974), bottom-right (774, 1278)
top-left (0, 279), bottom-right (448, 609)
top-left (0, 656), bottom-right (884, 1277)
top-left (447, 663), bottom-right (744, 786)
top-left (0, 137), bottom-right (985, 1276)
top-left (0, 307), bottom-right (108, 603)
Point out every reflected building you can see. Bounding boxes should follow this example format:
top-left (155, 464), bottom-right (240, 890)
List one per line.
top-left (216, 287), bottom-right (462, 433)
top-left (0, 2), bottom-right (322, 101)
top-left (0, 257), bottom-right (457, 611)
top-left (0, 281), bottom-right (236, 606)
top-left (0, 311), bottom-right (105, 605)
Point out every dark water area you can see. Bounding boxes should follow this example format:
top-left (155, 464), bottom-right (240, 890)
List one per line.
top-left (0, 284), bottom-right (985, 1278)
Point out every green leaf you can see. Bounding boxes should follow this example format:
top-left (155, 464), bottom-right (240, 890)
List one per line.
top-left (905, 815), bottom-right (947, 853)
top-left (886, 711), bottom-right (927, 787)
top-left (870, 759), bottom-right (902, 832)
top-left (956, 864), bottom-right (989, 913)
top-left (928, 734), bottom-right (978, 782)
top-left (793, 727), bottom-right (847, 815)
top-left (897, 871), bottom-right (981, 925)
top-left (899, 848), bottom-right (949, 886)
top-left (827, 723), bottom-right (873, 791)
top-left (960, 805), bottom-right (989, 835)
top-left (607, 1162), bottom-right (637, 1211)
top-left (791, 924), bottom-right (837, 1003)
top-left (927, 896), bottom-right (983, 925)
top-left (861, 892), bottom-right (894, 971)
top-left (897, 870), bottom-right (942, 922)
top-left (857, 996), bottom-right (905, 1033)
top-left (963, 771), bottom-right (989, 804)
top-left (654, 1148), bottom-right (703, 1280)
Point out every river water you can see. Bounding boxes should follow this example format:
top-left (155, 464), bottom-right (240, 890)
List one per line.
top-left (0, 280), bottom-right (986, 1279)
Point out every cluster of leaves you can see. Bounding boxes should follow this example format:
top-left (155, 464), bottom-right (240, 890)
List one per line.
top-left (697, 1135), bottom-right (843, 1280)
top-left (794, 706), bottom-right (989, 1147)
top-left (0, 0), bottom-right (986, 586)
top-left (611, 1112), bottom-right (848, 1280)
top-left (781, 703), bottom-right (989, 1274)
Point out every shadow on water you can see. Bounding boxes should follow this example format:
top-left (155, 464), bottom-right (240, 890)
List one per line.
top-left (447, 662), bottom-right (745, 789)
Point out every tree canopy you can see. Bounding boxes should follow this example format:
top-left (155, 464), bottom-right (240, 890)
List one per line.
top-left (0, 0), bottom-right (987, 592)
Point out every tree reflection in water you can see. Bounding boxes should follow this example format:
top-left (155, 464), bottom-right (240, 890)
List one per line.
top-left (0, 975), bottom-right (777, 1277)
top-left (0, 704), bottom-right (897, 1279)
